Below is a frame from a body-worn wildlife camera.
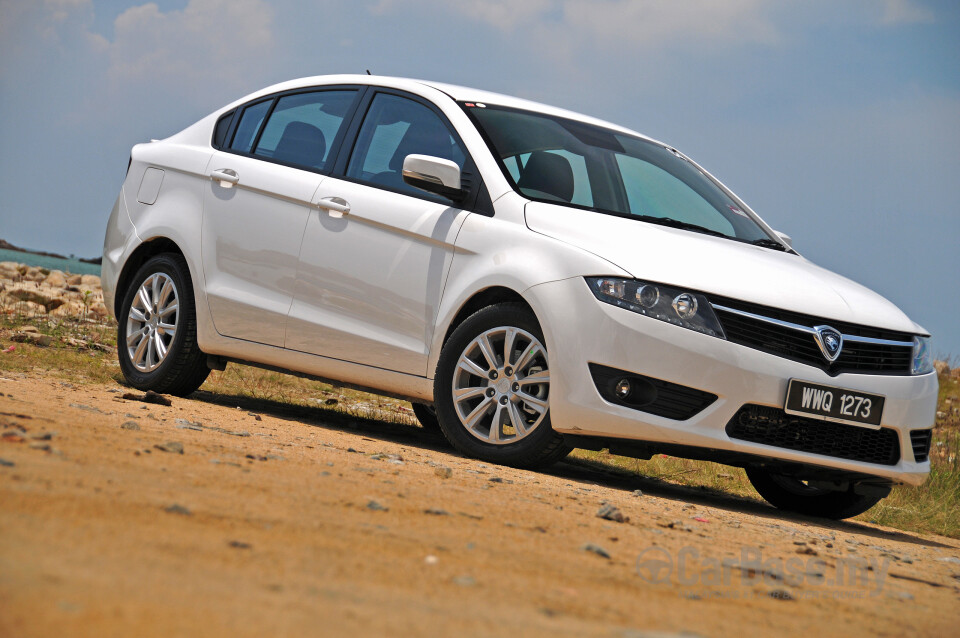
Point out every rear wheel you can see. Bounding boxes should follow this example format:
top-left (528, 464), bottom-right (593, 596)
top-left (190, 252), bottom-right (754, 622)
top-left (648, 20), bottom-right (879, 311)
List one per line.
top-left (117, 253), bottom-right (209, 396)
top-left (434, 303), bottom-right (570, 468)
top-left (745, 467), bottom-right (884, 519)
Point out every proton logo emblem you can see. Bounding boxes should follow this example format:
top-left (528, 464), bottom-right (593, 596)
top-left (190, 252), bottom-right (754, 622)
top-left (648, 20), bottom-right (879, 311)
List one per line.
top-left (813, 325), bottom-right (844, 362)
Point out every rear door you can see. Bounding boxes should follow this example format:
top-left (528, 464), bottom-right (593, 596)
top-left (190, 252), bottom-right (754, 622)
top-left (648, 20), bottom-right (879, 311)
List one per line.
top-left (286, 90), bottom-right (478, 375)
top-left (201, 88), bottom-right (360, 346)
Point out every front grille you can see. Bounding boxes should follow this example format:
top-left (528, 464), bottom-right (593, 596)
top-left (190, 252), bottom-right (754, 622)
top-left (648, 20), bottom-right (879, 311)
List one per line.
top-left (711, 296), bottom-right (914, 376)
top-left (910, 429), bottom-right (933, 463)
top-left (589, 363), bottom-right (717, 420)
top-left (726, 404), bottom-right (901, 466)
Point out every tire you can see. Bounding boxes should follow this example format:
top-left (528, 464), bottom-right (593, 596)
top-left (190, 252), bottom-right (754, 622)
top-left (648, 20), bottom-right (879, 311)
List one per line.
top-left (745, 467), bottom-right (884, 520)
top-left (433, 303), bottom-right (570, 469)
top-left (411, 402), bottom-right (442, 433)
top-left (117, 253), bottom-right (210, 396)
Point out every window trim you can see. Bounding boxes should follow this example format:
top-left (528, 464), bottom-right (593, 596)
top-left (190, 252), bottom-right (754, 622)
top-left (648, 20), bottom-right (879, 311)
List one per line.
top-left (215, 85), bottom-right (368, 177)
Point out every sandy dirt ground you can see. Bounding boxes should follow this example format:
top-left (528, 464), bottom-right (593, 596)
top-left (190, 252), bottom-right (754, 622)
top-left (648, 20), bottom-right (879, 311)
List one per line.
top-left (1, 369), bottom-right (959, 638)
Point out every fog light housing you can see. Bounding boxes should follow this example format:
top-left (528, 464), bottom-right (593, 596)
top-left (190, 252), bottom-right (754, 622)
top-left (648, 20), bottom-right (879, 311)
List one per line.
top-left (615, 378), bottom-right (632, 399)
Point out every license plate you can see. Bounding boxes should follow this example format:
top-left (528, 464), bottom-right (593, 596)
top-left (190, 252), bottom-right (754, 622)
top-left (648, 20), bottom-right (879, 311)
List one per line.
top-left (784, 380), bottom-right (884, 428)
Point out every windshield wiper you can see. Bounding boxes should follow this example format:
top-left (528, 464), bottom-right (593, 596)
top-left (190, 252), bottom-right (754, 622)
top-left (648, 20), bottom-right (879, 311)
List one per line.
top-left (751, 238), bottom-right (789, 252)
top-left (634, 215), bottom-right (728, 238)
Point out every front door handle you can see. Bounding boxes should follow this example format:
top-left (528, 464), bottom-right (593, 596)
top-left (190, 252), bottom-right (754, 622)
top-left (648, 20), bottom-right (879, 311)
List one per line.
top-left (211, 169), bottom-right (239, 188)
top-left (317, 197), bottom-right (351, 218)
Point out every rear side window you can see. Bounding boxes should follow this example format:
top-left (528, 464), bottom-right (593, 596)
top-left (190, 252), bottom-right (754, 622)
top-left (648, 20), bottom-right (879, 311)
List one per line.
top-left (252, 90), bottom-right (357, 171)
top-left (346, 93), bottom-right (465, 198)
top-left (229, 100), bottom-right (272, 153)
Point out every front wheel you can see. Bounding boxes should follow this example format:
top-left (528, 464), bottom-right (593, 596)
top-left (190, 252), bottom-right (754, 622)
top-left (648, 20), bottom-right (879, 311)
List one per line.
top-left (745, 467), bottom-right (884, 519)
top-left (117, 253), bottom-right (210, 396)
top-left (433, 303), bottom-right (570, 469)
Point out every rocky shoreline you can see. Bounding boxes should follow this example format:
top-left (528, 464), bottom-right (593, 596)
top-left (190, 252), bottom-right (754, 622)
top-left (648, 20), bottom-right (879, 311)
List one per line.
top-left (0, 261), bottom-right (108, 321)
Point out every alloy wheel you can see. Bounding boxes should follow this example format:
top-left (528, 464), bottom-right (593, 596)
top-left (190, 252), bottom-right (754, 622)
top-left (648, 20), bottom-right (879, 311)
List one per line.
top-left (452, 326), bottom-right (550, 445)
top-left (125, 272), bottom-right (179, 372)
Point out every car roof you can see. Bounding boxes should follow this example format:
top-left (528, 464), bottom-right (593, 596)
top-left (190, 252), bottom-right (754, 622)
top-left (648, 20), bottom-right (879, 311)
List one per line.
top-left (241, 74), bottom-right (657, 144)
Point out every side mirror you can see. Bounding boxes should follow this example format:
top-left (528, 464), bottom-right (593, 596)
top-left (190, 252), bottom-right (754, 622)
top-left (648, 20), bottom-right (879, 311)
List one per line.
top-left (402, 154), bottom-right (464, 201)
top-left (774, 231), bottom-right (793, 249)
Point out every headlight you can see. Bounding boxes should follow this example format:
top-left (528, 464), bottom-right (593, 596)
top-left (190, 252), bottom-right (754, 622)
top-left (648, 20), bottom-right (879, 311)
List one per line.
top-left (585, 277), bottom-right (725, 338)
top-left (912, 336), bottom-right (933, 375)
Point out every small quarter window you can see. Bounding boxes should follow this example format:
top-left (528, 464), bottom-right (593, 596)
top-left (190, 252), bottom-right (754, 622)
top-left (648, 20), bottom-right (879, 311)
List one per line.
top-left (212, 109), bottom-right (235, 149)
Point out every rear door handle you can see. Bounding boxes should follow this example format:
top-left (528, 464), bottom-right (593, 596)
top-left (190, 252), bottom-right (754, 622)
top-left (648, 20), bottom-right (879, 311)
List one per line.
top-left (317, 197), bottom-right (350, 218)
top-left (211, 169), bottom-right (239, 188)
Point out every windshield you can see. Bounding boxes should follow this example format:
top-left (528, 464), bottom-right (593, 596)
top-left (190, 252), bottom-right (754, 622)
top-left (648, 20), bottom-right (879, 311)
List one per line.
top-left (465, 103), bottom-right (777, 245)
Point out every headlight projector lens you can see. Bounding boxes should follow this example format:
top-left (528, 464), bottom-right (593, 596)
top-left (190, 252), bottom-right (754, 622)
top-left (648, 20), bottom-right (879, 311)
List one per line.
top-left (672, 293), bottom-right (698, 319)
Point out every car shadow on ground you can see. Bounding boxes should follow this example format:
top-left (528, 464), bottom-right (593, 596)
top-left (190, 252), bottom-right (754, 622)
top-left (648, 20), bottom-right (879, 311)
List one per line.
top-left (189, 389), bottom-right (954, 550)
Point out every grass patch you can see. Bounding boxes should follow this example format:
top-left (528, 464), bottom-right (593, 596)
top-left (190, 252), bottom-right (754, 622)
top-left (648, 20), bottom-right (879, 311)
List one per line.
top-left (2, 313), bottom-right (958, 537)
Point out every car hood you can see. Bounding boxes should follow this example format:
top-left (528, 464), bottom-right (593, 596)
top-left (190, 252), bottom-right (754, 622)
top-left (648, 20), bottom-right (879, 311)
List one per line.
top-left (525, 202), bottom-right (922, 334)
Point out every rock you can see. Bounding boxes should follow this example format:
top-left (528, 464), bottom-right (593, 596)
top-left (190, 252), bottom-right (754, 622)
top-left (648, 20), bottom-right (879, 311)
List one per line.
top-left (596, 503), bottom-right (627, 523)
top-left (0, 458), bottom-right (15, 467)
top-left (80, 274), bottom-right (101, 287)
top-left (10, 332), bottom-right (53, 347)
top-left (164, 504), bottom-right (191, 515)
top-left (767, 589), bottom-right (795, 601)
top-left (120, 421), bottom-right (140, 431)
top-left (228, 540), bottom-right (252, 549)
top-left (69, 403), bottom-right (109, 414)
top-left (366, 500), bottom-right (388, 512)
top-left (632, 489), bottom-right (643, 497)
top-left (66, 274), bottom-right (82, 286)
top-left (155, 441), bottom-right (184, 454)
top-left (49, 300), bottom-right (85, 318)
top-left (434, 466), bottom-right (452, 479)
top-left (29, 442), bottom-right (51, 451)
top-left (247, 412), bottom-right (262, 421)
top-left (43, 271), bottom-right (67, 288)
top-left (452, 575), bottom-right (476, 587)
top-left (424, 508), bottom-right (449, 516)
top-left (424, 555), bottom-right (439, 565)
top-left (489, 476), bottom-right (513, 483)
top-left (30, 432), bottom-right (54, 440)
top-left (581, 543), bottom-right (611, 559)
top-left (796, 546), bottom-right (818, 556)
top-left (937, 557), bottom-right (960, 565)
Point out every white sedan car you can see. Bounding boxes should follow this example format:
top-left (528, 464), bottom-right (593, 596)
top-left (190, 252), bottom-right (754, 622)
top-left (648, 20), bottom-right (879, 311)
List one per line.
top-left (102, 75), bottom-right (938, 519)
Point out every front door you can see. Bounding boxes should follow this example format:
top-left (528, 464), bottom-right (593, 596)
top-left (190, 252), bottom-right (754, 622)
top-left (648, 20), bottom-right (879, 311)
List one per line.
top-left (286, 92), bottom-right (471, 375)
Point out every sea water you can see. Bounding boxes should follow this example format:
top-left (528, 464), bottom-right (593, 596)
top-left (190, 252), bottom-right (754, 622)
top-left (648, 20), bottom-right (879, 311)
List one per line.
top-left (0, 248), bottom-right (101, 276)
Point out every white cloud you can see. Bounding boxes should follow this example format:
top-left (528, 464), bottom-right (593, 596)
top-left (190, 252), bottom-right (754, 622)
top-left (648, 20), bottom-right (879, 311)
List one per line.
top-left (376, 0), bottom-right (779, 47)
top-left (108, 0), bottom-right (274, 95)
top-left (880, 0), bottom-right (934, 25)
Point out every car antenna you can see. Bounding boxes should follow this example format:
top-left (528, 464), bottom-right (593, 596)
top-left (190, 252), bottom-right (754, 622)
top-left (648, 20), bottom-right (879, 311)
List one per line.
top-left (366, 69), bottom-right (371, 75)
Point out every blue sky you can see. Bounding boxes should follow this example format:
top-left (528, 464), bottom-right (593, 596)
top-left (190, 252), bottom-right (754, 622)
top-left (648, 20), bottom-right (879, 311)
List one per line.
top-left (1, 0), bottom-right (958, 355)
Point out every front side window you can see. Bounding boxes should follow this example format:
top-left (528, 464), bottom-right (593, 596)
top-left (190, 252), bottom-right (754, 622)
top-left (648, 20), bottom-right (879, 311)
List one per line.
top-left (347, 93), bottom-right (465, 199)
top-left (467, 104), bottom-right (776, 245)
top-left (252, 90), bottom-right (357, 170)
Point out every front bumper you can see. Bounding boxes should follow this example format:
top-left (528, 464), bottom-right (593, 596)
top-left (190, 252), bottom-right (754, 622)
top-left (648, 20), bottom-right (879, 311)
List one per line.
top-left (526, 277), bottom-right (938, 486)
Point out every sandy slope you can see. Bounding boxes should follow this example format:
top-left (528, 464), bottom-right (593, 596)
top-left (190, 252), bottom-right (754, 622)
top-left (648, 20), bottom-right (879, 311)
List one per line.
top-left (1, 371), bottom-right (958, 638)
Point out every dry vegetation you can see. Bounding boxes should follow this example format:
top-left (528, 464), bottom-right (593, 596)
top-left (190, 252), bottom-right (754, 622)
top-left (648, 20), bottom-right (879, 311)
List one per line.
top-left (2, 308), bottom-right (958, 538)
